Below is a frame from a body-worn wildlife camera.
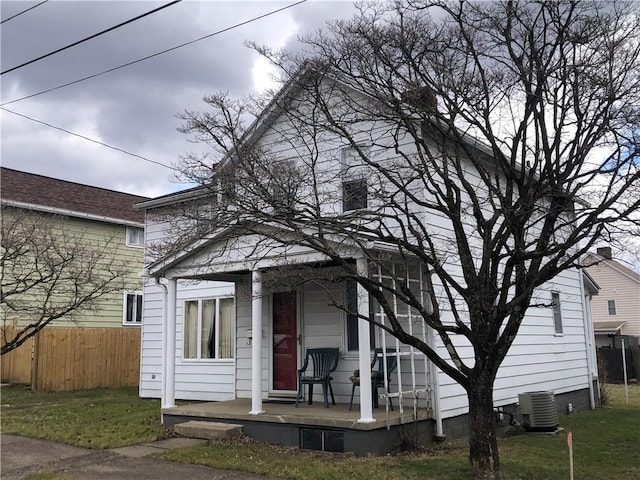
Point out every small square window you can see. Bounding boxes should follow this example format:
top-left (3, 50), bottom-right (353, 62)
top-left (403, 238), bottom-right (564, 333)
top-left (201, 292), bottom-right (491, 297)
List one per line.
top-left (126, 226), bottom-right (144, 247)
top-left (123, 291), bottom-right (143, 325)
top-left (607, 300), bottom-right (617, 315)
top-left (342, 179), bottom-right (368, 211)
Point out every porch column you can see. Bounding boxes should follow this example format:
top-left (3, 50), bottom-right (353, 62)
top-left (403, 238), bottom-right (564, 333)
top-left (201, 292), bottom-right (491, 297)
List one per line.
top-left (356, 257), bottom-right (375, 423)
top-left (249, 270), bottom-right (265, 415)
top-left (163, 277), bottom-right (177, 409)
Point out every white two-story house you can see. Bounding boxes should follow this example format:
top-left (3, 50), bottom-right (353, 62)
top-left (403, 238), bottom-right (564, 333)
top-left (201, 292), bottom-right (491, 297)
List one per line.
top-left (137, 69), bottom-right (599, 454)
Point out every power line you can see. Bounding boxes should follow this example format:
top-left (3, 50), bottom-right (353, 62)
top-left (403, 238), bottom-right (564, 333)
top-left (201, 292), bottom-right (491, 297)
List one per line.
top-left (1, 0), bottom-right (307, 106)
top-left (0, 106), bottom-right (175, 171)
top-left (0, 0), bottom-right (48, 25)
top-left (1, 1), bottom-right (182, 75)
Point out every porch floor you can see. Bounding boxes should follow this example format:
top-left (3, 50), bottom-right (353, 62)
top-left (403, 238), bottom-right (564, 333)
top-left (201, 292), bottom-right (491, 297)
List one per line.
top-left (163, 398), bottom-right (431, 431)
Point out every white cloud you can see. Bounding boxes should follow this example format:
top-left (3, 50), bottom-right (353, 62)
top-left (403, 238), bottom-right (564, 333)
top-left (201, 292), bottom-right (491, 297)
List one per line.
top-left (0, 1), bottom-right (357, 197)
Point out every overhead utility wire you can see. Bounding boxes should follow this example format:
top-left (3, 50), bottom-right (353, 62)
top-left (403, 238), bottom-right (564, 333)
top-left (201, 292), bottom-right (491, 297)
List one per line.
top-left (1, 0), bottom-right (181, 75)
top-left (1, 0), bottom-right (307, 106)
top-left (0, 0), bottom-right (48, 25)
top-left (0, 106), bottom-right (174, 171)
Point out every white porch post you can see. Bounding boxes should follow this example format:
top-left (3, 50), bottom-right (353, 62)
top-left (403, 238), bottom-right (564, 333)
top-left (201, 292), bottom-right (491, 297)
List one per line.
top-left (356, 257), bottom-right (375, 423)
top-left (163, 277), bottom-right (177, 409)
top-left (250, 270), bottom-right (265, 415)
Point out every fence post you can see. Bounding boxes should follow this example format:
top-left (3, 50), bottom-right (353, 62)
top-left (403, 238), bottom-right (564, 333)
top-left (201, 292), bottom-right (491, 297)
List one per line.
top-left (621, 339), bottom-right (629, 404)
top-left (31, 330), bottom-right (40, 391)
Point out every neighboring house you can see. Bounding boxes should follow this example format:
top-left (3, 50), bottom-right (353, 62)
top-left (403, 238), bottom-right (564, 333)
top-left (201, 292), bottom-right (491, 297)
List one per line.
top-left (583, 248), bottom-right (640, 348)
top-left (1, 167), bottom-right (149, 390)
top-left (137, 74), bottom-right (599, 455)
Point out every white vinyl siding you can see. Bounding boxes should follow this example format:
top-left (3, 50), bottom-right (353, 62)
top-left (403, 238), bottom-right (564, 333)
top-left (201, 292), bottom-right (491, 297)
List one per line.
top-left (139, 100), bottom-right (593, 414)
top-left (439, 268), bottom-right (589, 419)
top-left (138, 247), bottom-right (236, 401)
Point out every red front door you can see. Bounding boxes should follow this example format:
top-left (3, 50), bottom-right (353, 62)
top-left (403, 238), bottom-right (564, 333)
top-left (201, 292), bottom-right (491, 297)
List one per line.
top-left (272, 291), bottom-right (298, 392)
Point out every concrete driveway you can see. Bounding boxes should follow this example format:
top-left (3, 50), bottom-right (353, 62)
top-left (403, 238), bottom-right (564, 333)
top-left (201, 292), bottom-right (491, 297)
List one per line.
top-left (1, 434), bottom-right (281, 480)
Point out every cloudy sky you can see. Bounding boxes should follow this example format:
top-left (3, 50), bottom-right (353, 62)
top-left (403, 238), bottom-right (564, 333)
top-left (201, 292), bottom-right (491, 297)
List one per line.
top-left (1, 0), bottom-right (358, 199)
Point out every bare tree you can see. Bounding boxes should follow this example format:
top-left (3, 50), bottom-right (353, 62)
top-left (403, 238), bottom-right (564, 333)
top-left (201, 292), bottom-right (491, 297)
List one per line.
top-left (1, 207), bottom-right (131, 355)
top-left (165, 1), bottom-right (639, 477)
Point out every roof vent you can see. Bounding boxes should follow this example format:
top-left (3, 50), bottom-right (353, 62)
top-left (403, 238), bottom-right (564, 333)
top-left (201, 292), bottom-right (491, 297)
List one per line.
top-left (518, 391), bottom-right (559, 432)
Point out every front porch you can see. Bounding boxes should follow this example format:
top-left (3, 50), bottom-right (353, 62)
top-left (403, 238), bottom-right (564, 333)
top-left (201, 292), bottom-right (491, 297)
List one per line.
top-left (163, 398), bottom-right (434, 455)
top-left (149, 229), bottom-right (444, 454)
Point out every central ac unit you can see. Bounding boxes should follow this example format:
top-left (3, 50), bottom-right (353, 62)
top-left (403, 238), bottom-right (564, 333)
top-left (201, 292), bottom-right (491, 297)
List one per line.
top-left (518, 391), bottom-right (559, 432)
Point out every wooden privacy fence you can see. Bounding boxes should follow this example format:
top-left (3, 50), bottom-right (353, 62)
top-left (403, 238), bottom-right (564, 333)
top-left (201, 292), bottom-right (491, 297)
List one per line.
top-left (1, 326), bottom-right (141, 391)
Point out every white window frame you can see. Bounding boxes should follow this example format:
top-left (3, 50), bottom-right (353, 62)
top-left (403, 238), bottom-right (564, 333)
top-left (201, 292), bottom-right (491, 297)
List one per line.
top-left (126, 226), bottom-right (144, 247)
top-left (607, 300), bottom-right (617, 315)
top-left (551, 292), bottom-right (563, 335)
top-left (122, 291), bottom-right (143, 326)
top-left (182, 296), bottom-right (235, 361)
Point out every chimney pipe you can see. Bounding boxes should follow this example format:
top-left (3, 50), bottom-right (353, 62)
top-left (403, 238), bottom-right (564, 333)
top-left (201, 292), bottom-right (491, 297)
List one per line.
top-left (401, 86), bottom-right (438, 112)
top-left (597, 247), bottom-right (612, 260)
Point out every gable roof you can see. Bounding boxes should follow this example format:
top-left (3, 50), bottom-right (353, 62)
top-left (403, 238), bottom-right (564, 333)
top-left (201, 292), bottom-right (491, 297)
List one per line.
top-left (582, 270), bottom-right (600, 295)
top-left (583, 252), bottom-right (640, 284)
top-left (137, 65), bottom-right (315, 212)
top-left (137, 62), bottom-right (534, 212)
top-left (1, 167), bottom-right (149, 225)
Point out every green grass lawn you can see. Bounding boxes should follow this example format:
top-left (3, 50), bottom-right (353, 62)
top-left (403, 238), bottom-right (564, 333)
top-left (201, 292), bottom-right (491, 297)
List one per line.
top-left (0, 385), bottom-right (166, 448)
top-left (158, 384), bottom-right (640, 480)
top-left (1, 383), bottom-right (638, 479)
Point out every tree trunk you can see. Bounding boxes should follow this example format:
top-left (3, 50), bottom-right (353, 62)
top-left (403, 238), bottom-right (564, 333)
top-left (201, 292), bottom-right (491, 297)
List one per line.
top-left (467, 372), bottom-right (500, 479)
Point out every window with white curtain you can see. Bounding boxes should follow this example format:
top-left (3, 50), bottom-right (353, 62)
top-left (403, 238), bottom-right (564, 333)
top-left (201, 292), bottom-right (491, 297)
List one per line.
top-left (126, 226), bottom-right (144, 247)
top-left (183, 297), bottom-right (235, 359)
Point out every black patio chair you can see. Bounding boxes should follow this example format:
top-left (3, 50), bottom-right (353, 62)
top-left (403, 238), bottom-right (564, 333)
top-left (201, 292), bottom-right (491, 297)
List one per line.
top-left (296, 347), bottom-right (340, 408)
top-left (348, 348), bottom-right (398, 410)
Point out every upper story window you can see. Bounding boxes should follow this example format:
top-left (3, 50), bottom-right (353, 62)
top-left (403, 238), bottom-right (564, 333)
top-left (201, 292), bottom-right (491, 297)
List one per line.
top-left (183, 297), bottom-right (235, 360)
top-left (607, 300), bottom-right (617, 315)
top-left (123, 291), bottom-right (143, 325)
top-left (126, 226), bottom-right (144, 247)
top-left (551, 292), bottom-right (563, 334)
top-left (341, 146), bottom-right (368, 212)
top-left (343, 179), bottom-right (368, 211)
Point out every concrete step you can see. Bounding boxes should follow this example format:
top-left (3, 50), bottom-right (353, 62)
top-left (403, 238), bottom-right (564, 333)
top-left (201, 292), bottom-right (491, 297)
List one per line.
top-left (173, 420), bottom-right (243, 441)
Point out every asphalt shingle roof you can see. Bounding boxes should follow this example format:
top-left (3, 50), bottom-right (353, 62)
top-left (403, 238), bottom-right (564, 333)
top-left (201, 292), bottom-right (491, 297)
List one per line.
top-left (0, 167), bottom-right (149, 224)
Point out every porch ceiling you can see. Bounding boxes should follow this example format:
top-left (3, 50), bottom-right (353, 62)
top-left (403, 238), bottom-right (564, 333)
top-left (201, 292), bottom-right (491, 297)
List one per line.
top-left (163, 398), bottom-right (431, 431)
top-left (148, 224), bottom-right (363, 280)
